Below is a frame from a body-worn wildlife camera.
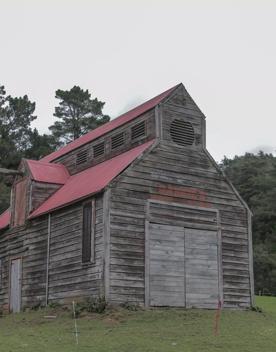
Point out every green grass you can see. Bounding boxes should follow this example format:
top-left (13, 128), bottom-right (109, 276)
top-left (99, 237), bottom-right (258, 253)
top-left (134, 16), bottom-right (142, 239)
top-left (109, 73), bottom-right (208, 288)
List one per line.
top-left (0, 297), bottom-right (276, 352)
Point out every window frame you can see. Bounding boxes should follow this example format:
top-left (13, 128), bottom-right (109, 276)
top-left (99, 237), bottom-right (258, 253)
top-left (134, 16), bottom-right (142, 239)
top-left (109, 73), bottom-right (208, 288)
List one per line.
top-left (82, 199), bottom-right (96, 264)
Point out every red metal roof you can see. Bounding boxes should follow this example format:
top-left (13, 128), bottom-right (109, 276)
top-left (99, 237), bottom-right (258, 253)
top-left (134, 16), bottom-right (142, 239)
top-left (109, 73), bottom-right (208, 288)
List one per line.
top-left (26, 159), bottom-right (69, 184)
top-left (41, 84), bottom-right (179, 163)
top-left (30, 140), bottom-right (155, 219)
top-left (0, 209), bottom-right (10, 230)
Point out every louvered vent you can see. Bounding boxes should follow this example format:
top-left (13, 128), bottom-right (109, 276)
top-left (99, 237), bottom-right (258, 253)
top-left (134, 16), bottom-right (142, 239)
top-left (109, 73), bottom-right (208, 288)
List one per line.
top-left (111, 132), bottom-right (125, 150)
top-left (131, 121), bottom-right (146, 140)
top-left (76, 150), bottom-right (88, 165)
top-left (170, 120), bottom-right (195, 146)
top-left (93, 142), bottom-right (105, 158)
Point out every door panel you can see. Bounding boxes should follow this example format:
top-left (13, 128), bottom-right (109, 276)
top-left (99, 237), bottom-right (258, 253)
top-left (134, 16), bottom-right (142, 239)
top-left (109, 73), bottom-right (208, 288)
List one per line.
top-left (10, 259), bottom-right (22, 313)
top-left (147, 222), bottom-right (219, 308)
top-left (185, 228), bottom-right (219, 308)
top-left (149, 223), bottom-right (185, 307)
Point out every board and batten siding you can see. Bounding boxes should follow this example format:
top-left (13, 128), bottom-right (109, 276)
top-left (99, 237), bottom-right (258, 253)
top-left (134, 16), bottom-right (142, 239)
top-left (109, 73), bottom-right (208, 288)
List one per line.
top-left (108, 141), bottom-right (251, 308)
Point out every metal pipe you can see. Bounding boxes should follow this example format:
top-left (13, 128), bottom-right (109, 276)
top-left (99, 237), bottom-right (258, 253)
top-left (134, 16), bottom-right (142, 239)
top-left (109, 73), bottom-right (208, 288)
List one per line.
top-left (0, 168), bottom-right (23, 176)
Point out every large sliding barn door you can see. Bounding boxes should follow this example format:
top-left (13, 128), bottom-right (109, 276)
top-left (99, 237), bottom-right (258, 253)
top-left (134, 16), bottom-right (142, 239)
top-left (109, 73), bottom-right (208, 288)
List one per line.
top-left (146, 201), bottom-right (221, 308)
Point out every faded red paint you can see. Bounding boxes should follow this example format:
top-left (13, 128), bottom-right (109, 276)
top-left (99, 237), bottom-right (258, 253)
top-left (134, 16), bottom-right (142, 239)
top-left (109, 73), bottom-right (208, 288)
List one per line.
top-left (152, 185), bottom-right (209, 208)
top-left (26, 159), bottom-right (69, 184)
top-left (0, 209), bottom-right (10, 230)
top-left (29, 140), bottom-right (154, 219)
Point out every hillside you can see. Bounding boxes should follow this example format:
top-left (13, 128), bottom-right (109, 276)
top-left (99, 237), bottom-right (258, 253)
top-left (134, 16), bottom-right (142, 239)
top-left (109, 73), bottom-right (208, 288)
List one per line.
top-left (0, 296), bottom-right (275, 352)
top-left (221, 152), bottom-right (276, 294)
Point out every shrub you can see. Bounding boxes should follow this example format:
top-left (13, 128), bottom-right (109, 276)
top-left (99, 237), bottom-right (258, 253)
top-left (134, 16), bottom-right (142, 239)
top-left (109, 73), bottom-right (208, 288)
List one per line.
top-left (72, 296), bottom-right (107, 318)
top-left (85, 296), bottom-right (107, 313)
top-left (48, 301), bottom-right (62, 309)
top-left (120, 301), bottom-right (141, 311)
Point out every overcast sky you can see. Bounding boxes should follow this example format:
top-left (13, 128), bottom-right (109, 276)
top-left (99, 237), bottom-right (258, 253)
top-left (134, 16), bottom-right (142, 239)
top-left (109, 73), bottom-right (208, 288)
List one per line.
top-left (1, 0), bottom-right (275, 161)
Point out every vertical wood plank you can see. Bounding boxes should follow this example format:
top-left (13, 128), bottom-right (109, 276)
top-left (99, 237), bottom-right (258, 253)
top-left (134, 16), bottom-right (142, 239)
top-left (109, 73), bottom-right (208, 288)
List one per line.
top-left (45, 214), bottom-right (51, 306)
top-left (10, 258), bottom-right (22, 313)
top-left (144, 201), bottom-right (150, 307)
top-left (103, 188), bottom-right (111, 301)
top-left (248, 211), bottom-right (255, 306)
top-left (216, 210), bottom-right (224, 306)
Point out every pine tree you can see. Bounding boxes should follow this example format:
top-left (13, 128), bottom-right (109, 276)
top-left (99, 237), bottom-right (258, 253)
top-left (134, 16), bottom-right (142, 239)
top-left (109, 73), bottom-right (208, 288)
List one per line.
top-left (49, 86), bottom-right (110, 146)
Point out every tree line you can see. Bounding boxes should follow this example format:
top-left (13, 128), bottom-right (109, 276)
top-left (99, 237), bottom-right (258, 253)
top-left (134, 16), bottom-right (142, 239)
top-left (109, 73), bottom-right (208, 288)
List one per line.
top-left (221, 152), bottom-right (276, 295)
top-left (0, 84), bottom-right (110, 212)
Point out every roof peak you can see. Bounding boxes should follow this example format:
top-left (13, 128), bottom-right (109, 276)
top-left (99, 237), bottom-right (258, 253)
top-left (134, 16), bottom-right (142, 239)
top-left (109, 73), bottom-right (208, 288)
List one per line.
top-left (41, 83), bottom-right (181, 163)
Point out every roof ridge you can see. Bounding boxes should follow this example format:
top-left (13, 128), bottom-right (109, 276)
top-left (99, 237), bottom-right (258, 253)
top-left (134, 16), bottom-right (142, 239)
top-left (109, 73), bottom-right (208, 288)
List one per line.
top-left (26, 159), bottom-right (66, 168)
top-left (41, 84), bottom-right (181, 163)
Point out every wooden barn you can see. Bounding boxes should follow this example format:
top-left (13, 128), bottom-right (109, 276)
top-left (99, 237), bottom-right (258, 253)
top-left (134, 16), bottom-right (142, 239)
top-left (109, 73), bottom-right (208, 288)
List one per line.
top-left (0, 83), bottom-right (254, 312)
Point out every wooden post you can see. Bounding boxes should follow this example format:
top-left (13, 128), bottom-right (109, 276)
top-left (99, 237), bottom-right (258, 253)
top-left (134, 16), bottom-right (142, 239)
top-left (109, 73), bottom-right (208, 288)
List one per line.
top-left (103, 188), bottom-right (111, 301)
top-left (45, 214), bottom-right (51, 306)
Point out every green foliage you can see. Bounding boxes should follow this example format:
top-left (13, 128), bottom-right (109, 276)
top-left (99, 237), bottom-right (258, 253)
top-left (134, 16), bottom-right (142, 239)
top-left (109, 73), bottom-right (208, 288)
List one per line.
top-left (0, 85), bottom-right (36, 169)
top-left (24, 128), bottom-right (57, 160)
top-left (221, 152), bottom-right (276, 294)
top-left (0, 177), bottom-right (11, 213)
top-left (48, 301), bottom-right (62, 309)
top-left (49, 86), bottom-right (110, 146)
top-left (74, 296), bottom-right (107, 317)
top-left (0, 84), bottom-right (58, 214)
top-left (250, 305), bottom-right (263, 313)
top-left (30, 301), bottom-right (43, 311)
top-left (0, 84), bottom-right (110, 217)
top-left (120, 301), bottom-right (142, 311)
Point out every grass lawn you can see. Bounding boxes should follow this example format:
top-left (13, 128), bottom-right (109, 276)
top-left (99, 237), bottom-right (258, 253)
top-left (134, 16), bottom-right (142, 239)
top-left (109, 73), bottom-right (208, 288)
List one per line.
top-left (0, 296), bottom-right (276, 352)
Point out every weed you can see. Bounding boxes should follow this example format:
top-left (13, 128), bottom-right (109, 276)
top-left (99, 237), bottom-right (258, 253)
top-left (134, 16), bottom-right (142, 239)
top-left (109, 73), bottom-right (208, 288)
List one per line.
top-left (48, 301), bottom-right (62, 309)
top-left (250, 305), bottom-right (263, 313)
top-left (120, 301), bottom-right (141, 311)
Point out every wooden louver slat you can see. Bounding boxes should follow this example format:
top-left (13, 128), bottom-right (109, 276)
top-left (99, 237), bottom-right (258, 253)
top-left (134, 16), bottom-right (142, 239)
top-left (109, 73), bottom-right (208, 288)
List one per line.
top-left (76, 149), bottom-right (88, 165)
top-left (170, 119), bottom-right (195, 146)
top-left (93, 142), bottom-right (105, 158)
top-left (131, 121), bottom-right (146, 140)
top-left (111, 132), bottom-right (125, 150)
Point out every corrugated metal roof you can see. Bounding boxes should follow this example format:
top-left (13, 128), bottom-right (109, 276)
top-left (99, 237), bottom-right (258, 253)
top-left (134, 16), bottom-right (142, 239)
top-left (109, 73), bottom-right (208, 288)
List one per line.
top-left (0, 209), bottom-right (10, 230)
top-left (41, 84), bottom-right (179, 163)
top-left (26, 159), bottom-right (70, 184)
top-left (30, 140), bottom-right (155, 219)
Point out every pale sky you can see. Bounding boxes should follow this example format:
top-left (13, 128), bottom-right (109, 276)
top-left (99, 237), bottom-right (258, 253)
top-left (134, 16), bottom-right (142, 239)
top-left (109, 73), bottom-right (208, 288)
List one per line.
top-left (1, 0), bottom-right (275, 161)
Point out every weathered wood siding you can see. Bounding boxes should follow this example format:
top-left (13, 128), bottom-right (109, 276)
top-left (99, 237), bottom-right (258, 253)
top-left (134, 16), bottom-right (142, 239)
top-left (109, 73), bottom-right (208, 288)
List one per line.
top-left (54, 110), bottom-right (156, 175)
top-left (146, 202), bottom-right (221, 309)
top-left (108, 141), bottom-right (251, 308)
top-left (148, 223), bottom-right (186, 307)
top-left (0, 216), bottom-right (49, 311)
top-left (0, 195), bottom-right (105, 311)
top-left (30, 181), bottom-right (61, 212)
top-left (47, 195), bottom-right (104, 303)
top-left (161, 85), bottom-right (206, 148)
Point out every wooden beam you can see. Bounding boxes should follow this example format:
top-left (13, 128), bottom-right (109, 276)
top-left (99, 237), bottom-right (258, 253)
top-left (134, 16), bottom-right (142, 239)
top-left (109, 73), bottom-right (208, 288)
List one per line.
top-left (0, 168), bottom-right (23, 176)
